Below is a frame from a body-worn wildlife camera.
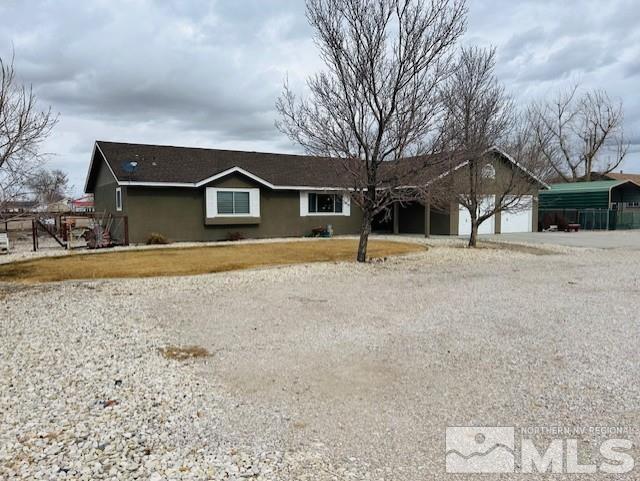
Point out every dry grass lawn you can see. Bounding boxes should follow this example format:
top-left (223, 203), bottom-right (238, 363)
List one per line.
top-left (0, 239), bottom-right (424, 284)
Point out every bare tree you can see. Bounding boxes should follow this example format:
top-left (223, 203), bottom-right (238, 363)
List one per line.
top-left (276, 0), bottom-right (467, 262)
top-left (0, 52), bottom-right (57, 214)
top-left (27, 168), bottom-right (69, 206)
top-left (530, 84), bottom-right (629, 182)
top-left (509, 113), bottom-right (558, 184)
top-left (438, 47), bottom-right (544, 247)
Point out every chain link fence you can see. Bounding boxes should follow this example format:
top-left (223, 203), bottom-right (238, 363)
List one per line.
top-left (539, 209), bottom-right (640, 231)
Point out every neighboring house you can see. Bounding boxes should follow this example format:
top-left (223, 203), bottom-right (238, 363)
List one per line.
top-left (70, 194), bottom-right (95, 212)
top-left (84, 141), bottom-right (545, 244)
top-left (600, 172), bottom-right (640, 197)
top-left (552, 171), bottom-right (640, 187)
top-left (539, 180), bottom-right (640, 230)
top-left (41, 199), bottom-right (70, 213)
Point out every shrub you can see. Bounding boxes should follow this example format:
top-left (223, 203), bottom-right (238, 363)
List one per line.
top-left (146, 232), bottom-right (169, 245)
top-left (226, 231), bottom-right (245, 241)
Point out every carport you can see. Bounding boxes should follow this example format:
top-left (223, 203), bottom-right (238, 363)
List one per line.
top-left (372, 201), bottom-right (454, 236)
top-left (538, 180), bottom-right (640, 230)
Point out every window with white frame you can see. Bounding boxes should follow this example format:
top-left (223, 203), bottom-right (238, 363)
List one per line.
top-left (205, 188), bottom-right (260, 218)
top-left (309, 193), bottom-right (343, 213)
top-left (115, 187), bottom-right (122, 211)
top-left (300, 191), bottom-right (350, 216)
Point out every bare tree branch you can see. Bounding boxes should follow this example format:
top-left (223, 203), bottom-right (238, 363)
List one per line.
top-left (435, 46), bottom-right (543, 247)
top-left (529, 84), bottom-right (629, 182)
top-left (26, 168), bottom-right (70, 206)
top-left (0, 51), bottom-right (58, 216)
top-left (277, 0), bottom-right (467, 261)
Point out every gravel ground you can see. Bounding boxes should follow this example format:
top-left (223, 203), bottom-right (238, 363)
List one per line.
top-left (1, 241), bottom-right (639, 480)
top-left (484, 230), bottom-right (640, 250)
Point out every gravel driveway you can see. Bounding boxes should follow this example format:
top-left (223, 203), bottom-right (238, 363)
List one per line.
top-left (1, 241), bottom-right (639, 480)
top-left (485, 229), bottom-right (640, 249)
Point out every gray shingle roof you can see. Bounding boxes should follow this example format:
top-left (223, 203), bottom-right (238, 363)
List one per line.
top-left (94, 141), bottom-right (352, 187)
top-left (86, 140), bottom-right (484, 192)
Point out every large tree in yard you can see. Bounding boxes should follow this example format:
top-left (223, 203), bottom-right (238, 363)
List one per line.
top-left (0, 52), bottom-right (57, 215)
top-left (529, 84), bottom-right (629, 182)
top-left (438, 47), bottom-right (544, 247)
top-left (276, 0), bottom-right (467, 262)
top-left (27, 168), bottom-right (69, 206)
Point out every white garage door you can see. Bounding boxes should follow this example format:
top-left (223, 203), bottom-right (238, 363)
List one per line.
top-left (459, 197), bottom-right (495, 236)
top-left (500, 196), bottom-right (533, 233)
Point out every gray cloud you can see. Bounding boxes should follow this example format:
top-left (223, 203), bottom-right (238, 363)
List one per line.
top-left (0, 0), bottom-right (638, 193)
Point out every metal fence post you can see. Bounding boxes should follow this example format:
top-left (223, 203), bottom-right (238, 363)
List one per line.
top-left (32, 219), bottom-right (38, 252)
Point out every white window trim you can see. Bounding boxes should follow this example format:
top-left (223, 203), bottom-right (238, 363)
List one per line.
top-left (299, 191), bottom-right (351, 217)
top-left (206, 187), bottom-right (260, 218)
top-left (115, 187), bottom-right (122, 212)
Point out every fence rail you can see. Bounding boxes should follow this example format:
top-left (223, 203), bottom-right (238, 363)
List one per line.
top-left (1, 211), bottom-right (129, 251)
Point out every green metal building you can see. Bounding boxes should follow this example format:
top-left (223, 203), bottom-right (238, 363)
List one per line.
top-left (539, 180), bottom-right (640, 230)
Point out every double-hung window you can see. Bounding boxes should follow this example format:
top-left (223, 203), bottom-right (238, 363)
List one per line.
top-left (217, 191), bottom-right (250, 215)
top-left (205, 187), bottom-right (260, 219)
top-left (308, 193), bottom-right (343, 214)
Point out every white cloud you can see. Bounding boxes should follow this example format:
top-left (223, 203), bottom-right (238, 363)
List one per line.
top-left (0, 0), bottom-right (638, 194)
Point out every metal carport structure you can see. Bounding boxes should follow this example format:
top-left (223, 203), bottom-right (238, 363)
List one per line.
top-left (538, 180), bottom-right (640, 230)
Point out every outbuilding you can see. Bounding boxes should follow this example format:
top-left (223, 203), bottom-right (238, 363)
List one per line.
top-left (538, 180), bottom-right (640, 230)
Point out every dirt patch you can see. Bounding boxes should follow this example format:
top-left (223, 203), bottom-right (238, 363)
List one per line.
top-left (158, 345), bottom-right (211, 361)
top-left (0, 239), bottom-right (425, 284)
top-left (480, 241), bottom-right (557, 256)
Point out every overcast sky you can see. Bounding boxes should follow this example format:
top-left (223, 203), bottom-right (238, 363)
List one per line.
top-left (1, 0), bottom-right (638, 195)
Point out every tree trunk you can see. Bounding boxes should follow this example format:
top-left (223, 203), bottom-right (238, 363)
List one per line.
top-left (468, 221), bottom-right (478, 247)
top-left (357, 209), bottom-right (372, 262)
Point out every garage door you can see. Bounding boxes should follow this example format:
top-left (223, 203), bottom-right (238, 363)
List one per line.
top-left (459, 197), bottom-right (495, 236)
top-left (500, 196), bottom-right (533, 233)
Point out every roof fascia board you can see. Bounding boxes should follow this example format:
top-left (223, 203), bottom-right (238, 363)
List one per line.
top-left (82, 143), bottom-right (98, 193)
top-left (425, 160), bottom-right (470, 186)
top-left (83, 142), bottom-right (120, 193)
top-left (195, 167), bottom-right (277, 188)
top-left (487, 146), bottom-right (550, 189)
